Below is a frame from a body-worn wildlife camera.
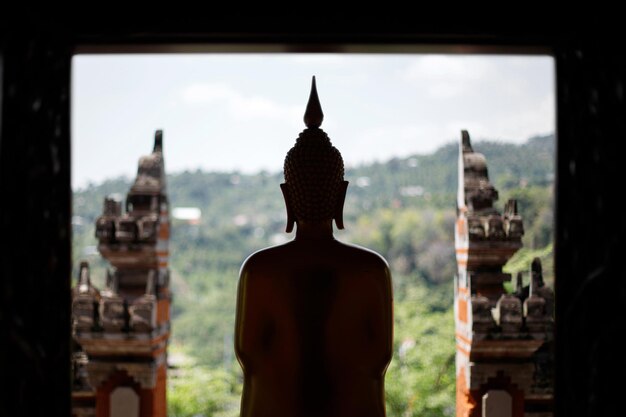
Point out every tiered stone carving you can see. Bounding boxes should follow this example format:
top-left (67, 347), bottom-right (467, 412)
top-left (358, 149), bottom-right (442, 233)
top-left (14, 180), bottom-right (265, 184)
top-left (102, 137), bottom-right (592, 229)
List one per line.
top-left (471, 295), bottom-right (496, 333)
top-left (71, 130), bottom-right (171, 417)
top-left (454, 130), bottom-right (554, 417)
top-left (72, 262), bottom-right (100, 333)
top-left (523, 259), bottom-right (554, 338)
top-left (99, 272), bottom-right (126, 333)
top-left (493, 293), bottom-right (523, 334)
top-left (129, 270), bottom-right (157, 333)
top-left (95, 197), bottom-right (121, 243)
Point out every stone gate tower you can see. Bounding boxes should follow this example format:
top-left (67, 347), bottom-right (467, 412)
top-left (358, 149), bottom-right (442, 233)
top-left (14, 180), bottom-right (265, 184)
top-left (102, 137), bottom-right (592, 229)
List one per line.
top-left (454, 131), bottom-right (554, 417)
top-left (71, 130), bottom-right (171, 417)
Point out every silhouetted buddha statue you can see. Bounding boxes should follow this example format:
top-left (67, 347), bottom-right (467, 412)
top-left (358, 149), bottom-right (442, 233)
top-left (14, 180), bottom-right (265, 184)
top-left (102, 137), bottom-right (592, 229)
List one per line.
top-left (235, 77), bottom-right (394, 417)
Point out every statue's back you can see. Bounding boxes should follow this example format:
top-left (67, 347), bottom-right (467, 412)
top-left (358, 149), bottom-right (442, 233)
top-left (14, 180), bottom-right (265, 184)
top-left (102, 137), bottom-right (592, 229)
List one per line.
top-left (236, 240), bottom-right (392, 417)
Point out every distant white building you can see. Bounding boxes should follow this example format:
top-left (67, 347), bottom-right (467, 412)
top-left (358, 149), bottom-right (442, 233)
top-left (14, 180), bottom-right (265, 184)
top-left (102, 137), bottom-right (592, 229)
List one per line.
top-left (172, 207), bottom-right (202, 225)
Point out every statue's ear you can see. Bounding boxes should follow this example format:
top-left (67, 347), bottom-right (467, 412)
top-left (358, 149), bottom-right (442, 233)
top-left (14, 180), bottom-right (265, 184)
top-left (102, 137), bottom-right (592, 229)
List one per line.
top-left (334, 181), bottom-right (349, 230)
top-left (280, 183), bottom-right (296, 233)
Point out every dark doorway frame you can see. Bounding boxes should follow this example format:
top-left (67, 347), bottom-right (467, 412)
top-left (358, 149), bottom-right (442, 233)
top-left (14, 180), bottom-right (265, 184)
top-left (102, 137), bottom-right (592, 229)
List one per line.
top-left (2, 15), bottom-right (624, 417)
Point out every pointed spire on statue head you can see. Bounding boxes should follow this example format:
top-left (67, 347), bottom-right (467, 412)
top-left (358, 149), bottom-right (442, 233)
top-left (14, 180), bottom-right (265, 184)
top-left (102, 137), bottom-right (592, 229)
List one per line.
top-left (304, 76), bottom-right (324, 128)
top-left (153, 130), bottom-right (163, 153)
top-left (284, 76), bottom-right (345, 231)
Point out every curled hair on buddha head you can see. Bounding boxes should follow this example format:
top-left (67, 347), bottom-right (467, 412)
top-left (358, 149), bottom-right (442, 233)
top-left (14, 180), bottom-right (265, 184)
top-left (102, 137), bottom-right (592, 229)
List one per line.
top-left (281, 76), bottom-right (348, 233)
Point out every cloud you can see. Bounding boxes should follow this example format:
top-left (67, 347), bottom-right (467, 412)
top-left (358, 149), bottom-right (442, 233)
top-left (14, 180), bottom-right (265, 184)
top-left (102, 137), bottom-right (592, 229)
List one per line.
top-left (404, 56), bottom-right (491, 80)
top-left (181, 83), bottom-right (301, 121)
top-left (341, 123), bottom-right (447, 164)
top-left (441, 92), bottom-right (555, 143)
top-left (181, 83), bottom-right (233, 103)
top-left (402, 56), bottom-right (494, 99)
top-left (496, 93), bottom-right (555, 140)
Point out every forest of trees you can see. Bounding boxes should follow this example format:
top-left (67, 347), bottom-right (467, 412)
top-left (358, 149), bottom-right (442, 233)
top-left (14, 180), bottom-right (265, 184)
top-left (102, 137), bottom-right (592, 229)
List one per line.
top-left (72, 134), bottom-right (555, 417)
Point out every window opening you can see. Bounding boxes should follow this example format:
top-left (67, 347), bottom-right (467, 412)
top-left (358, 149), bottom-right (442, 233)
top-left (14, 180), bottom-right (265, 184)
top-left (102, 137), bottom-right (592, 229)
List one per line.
top-left (71, 53), bottom-right (555, 417)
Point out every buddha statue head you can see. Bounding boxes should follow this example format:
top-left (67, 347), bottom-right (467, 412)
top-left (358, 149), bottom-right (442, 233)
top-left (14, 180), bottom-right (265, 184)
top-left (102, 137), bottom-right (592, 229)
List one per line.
top-left (281, 76), bottom-right (349, 233)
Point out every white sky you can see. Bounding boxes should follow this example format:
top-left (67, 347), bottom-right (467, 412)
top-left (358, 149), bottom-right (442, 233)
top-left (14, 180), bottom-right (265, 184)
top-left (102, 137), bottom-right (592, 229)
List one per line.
top-left (71, 53), bottom-right (554, 190)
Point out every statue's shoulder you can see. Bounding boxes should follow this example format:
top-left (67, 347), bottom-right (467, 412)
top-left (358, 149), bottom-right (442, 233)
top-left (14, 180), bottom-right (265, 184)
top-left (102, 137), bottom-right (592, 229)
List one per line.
top-left (238, 242), bottom-right (294, 276)
top-left (238, 240), bottom-right (390, 278)
top-left (335, 240), bottom-right (391, 272)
